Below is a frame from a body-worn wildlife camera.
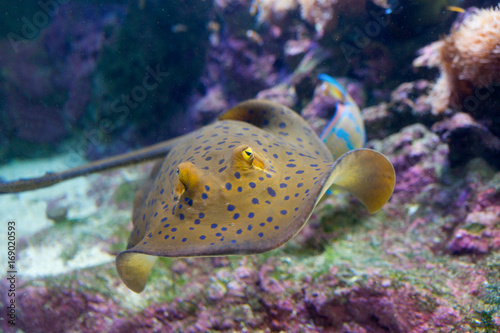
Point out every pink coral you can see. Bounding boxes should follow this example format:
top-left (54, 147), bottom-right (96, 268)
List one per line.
top-left (421, 6), bottom-right (500, 113)
top-left (253, 0), bottom-right (384, 37)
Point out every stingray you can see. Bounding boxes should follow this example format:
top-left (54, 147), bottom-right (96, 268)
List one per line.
top-left (0, 96), bottom-right (395, 293)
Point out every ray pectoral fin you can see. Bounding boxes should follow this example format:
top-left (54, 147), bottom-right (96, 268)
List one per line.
top-left (323, 148), bottom-right (396, 213)
top-left (116, 251), bottom-right (158, 293)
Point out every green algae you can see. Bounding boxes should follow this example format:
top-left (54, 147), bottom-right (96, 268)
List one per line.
top-left (11, 152), bottom-right (499, 331)
top-left (59, 241), bottom-right (80, 262)
top-left (112, 180), bottom-right (140, 205)
top-left (462, 223), bottom-right (487, 234)
top-left (470, 254), bottom-right (500, 332)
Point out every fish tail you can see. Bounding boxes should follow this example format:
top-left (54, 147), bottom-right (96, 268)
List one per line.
top-left (317, 74), bottom-right (366, 159)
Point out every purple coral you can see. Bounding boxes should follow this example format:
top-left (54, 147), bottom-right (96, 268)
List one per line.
top-left (0, 3), bottom-right (125, 144)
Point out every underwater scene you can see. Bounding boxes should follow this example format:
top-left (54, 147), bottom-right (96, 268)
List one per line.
top-left (0, 0), bottom-right (499, 332)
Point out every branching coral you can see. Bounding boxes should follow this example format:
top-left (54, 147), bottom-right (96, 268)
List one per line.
top-left (252, 0), bottom-right (382, 37)
top-left (418, 6), bottom-right (500, 114)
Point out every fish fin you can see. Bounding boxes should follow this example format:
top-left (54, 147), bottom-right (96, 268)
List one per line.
top-left (322, 148), bottom-right (395, 213)
top-left (446, 6), bottom-right (465, 13)
top-left (317, 74), bottom-right (366, 158)
top-left (219, 99), bottom-right (310, 131)
top-left (116, 251), bottom-right (158, 293)
top-left (0, 136), bottom-right (184, 194)
top-left (219, 99), bottom-right (279, 127)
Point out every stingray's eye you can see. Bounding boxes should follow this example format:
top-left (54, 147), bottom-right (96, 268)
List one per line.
top-left (233, 145), bottom-right (264, 170)
top-left (242, 147), bottom-right (254, 162)
top-left (176, 168), bottom-right (180, 175)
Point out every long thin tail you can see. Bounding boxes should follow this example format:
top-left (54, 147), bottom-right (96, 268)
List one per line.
top-left (0, 136), bottom-right (184, 194)
top-left (317, 74), bottom-right (366, 159)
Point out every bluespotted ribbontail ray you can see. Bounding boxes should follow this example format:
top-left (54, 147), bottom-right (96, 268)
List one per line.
top-left (0, 98), bottom-right (395, 293)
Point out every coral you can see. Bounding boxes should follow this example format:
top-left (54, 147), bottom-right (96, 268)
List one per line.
top-left (418, 6), bottom-right (500, 114)
top-left (298, 0), bottom-right (341, 38)
top-left (448, 170), bottom-right (500, 254)
top-left (252, 0), bottom-right (375, 37)
top-left (0, 257), bottom-right (464, 332)
top-left (371, 124), bottom-right (449, 206)
top-left (0, 3), bottom-right (125, 146)
top-left (361, 79), bottom-right (500, 168)
top-left (359, 80), bottom-right (437, 140)
top-left (2, 121), bottom-right (499, 332)
top-left (0, 284), bottom-right (120, 333)
top-left (2, 1), bottom-right (500, 332)
top-left (253, 0), bottom-right (298, 23)
top-left (432, 112), bottom-right (500, 168)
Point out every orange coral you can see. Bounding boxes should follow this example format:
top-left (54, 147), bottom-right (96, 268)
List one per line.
top-left (423, 6), bottom-right (500, 114)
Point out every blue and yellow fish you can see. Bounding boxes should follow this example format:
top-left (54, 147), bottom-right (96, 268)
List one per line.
top-left (318, 73), bottom-right (366, 159)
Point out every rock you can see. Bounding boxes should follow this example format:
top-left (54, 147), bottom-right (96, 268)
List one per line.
top-left (46, 196), bottom-right (69, 223)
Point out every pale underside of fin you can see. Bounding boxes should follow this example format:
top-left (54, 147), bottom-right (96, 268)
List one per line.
top-left (116, 252), bottom-right (158, 293)
top-left (321, 148), bottom-right (396, 213)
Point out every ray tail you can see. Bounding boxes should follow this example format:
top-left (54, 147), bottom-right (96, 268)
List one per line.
top-left (0, 136), bottom-right (185, 194)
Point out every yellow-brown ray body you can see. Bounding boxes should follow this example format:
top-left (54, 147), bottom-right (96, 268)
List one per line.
top-left (117, 100), bottom-right (395, 292)
top-left (0, 100), bottom-right (395, 293)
